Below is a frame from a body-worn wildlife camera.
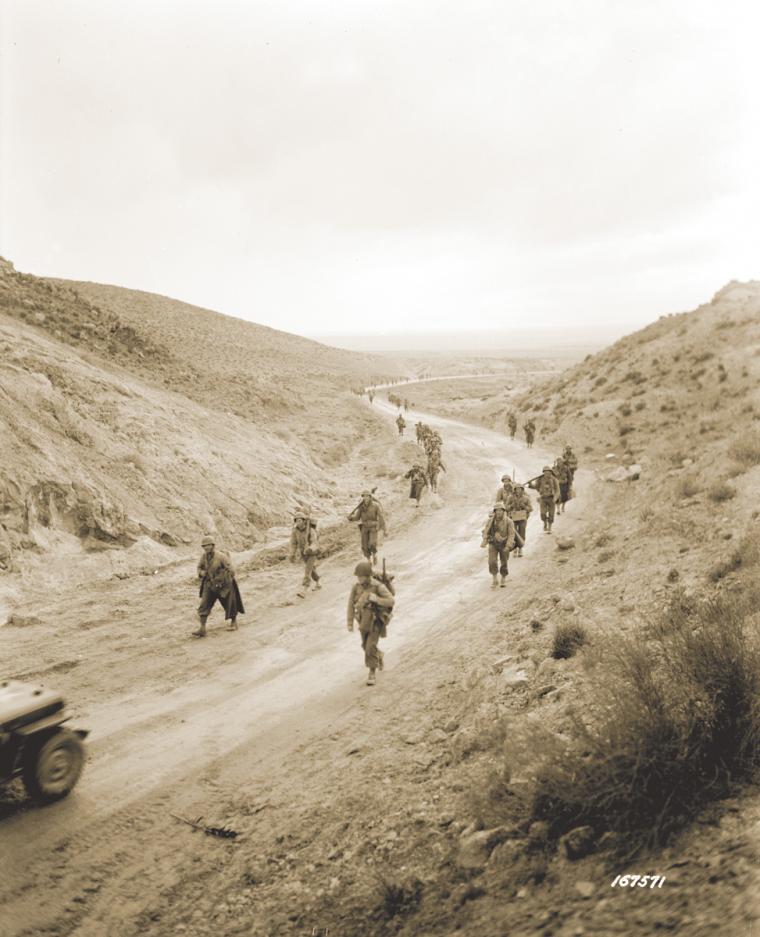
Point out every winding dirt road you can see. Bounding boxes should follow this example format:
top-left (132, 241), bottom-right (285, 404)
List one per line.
top-left (0, 398), bottom-right (556, 937)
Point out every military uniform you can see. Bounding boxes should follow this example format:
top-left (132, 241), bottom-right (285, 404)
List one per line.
top-left (348, 496), bottom-right (387, 561)
top-left (506, 488), bottom-right (532, 555)
top-left (396, 415), bottom-right (406, 436)
top-left (194, 541), bottom-right (245, 636)
top-left (554, 458), bottom-right (571, 511)
top-left (347, 562), bottom-right (395, 684)
top-left (495, 477), bottom-right (514, 505)
top-left (404, 465), bottom-right (428, 505)
top-left (529, 469), bottom-right (560, 532)
top-left (508, 414), bottom-right (518, 439)
top-left (481, 506), bottom-right (516, 586)
top-left (563, 447), bottom-right (578, 485)
top-left (289, 516), bottom-right (321, 593)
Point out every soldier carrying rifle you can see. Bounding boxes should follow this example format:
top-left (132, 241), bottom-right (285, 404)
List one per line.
top-left (346, 559), bottom-right (395, 686)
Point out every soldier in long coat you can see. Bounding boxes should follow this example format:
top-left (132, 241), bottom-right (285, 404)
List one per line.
top-left (404, 464), bottom-right (428, 506)
top-left (193, 535), bottom-right (245, 637)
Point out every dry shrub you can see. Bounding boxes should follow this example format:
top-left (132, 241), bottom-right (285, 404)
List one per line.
top-left (707, 481), bottom-right (737, 503)
top-left (529, 576), bottom-right (760, 856)
top-left (551, 622), bottom-right (588, 659)
top-left (374, 875), bottom-right (422, 920)
top-left (730, 432), bottom-right (760, 468)
top-left (676, 474), bottom-right (701, 499)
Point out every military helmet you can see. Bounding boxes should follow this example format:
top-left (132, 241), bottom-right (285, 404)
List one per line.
top-left (353, 560), bottom-right (373, 576)
top-left (294, 510), bottom-right (306, 520)
top-left (543, 465), bottom-right (552, 472)
top-left (201, 535), bottom-right (215, 547)
top-left (493, 503), bottom-right (505, 511)
top-left (361, 489), bottom-right (371, 497)
top-left (501, 474), bottom-right (512, 482)
top-left (515, 484), bottom-right (524, 491)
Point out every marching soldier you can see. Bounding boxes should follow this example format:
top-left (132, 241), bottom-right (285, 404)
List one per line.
top-left (427, 452), bottom-right (446, 492)
top-left (524, 419), bottom-right (536, 448)
top-left (554, 456), bottom-right (571, 514)
top-left (348, 491), bottom-right (387, 564)
top-left (508, 413), bottom-right (518, 439)
top-left (346, 560), bottom-right (395, 686)
top-left (481, 503), bottom-right (518, 588)
top-left (396, 413), bottom-right (406, 436)
top-left (404, 463), bottom-right (428, 506)
top-left (289, 511), bottom-right (321, 597)
top-left (563, 444), bottom-right (578, 485)
top-left (529, 466), bottom-right (560, 533)
top-left (495, 474), bottom-right (514, 505)
top-left (193, 535), bottom-right (245, 637)
top-left (506, 484), bottom-right (532, 556)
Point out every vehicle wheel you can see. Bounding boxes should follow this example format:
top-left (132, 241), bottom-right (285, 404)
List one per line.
top-left (21, 729), bottom-right (85, 802)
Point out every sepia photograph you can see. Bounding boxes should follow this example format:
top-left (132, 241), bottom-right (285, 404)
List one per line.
top-left (1, 1), bottom-right (759, 935)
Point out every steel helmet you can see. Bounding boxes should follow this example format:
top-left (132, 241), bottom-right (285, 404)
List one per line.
top-left (353, 560), bottom-right (372, 576)
top-left (201, 535), bottom-right (215, 547)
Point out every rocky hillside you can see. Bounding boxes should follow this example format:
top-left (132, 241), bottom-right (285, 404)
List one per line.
top-left (0, 258), bottom-right (403, 588)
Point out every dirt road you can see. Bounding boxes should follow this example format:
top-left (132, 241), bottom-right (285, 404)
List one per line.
top-left (0, 397), bottom-right (556, 937)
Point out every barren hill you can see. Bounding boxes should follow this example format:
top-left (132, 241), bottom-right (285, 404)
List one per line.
top-left (0, 258), bottom-right (403, 588)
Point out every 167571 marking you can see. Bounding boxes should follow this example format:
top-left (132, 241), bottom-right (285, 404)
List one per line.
top-left (611, 875), bottom-right (665, 888)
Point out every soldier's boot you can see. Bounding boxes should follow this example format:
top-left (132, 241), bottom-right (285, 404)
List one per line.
top-left (192, 616), bottom-right (208, 638)
top-left (377, 650), bottom-right (384, 671)
top-left (312, 579), bottom-right (322, 591)
top-left (517, 548), bottom-right (524, 557)
top-left (226, 617), bottom-right (239, 631)
top-left (366, 670), bottom-right (377, 686)
top-left (500, 575), bottom-right (508, 587)
top-left (491, 574), bottom-right (498, 588)
top-left (547, 523), bottom-right (553, 534)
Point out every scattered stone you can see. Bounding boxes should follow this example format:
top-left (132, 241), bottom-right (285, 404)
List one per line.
top-left (428, 728), bottom-right (448, 744)
top-left (596, 831), bottom-right (620, 852)
top-left (575, 881), bottom-right (595, 899)
top-left (530, 619), bottom-right (543, 632)
top-left (534, 684), bottom-right (558, 699)
top-left (443, 718), bottom-right (459, 733)
top-left (490, 654), bottom-right (513, 675)
top-left (527, 821), bottom-right (550, 846)
top-left (457, 827), bottom-right (511, 870)
top-left (487, 839), bottom-right (524, 868)
top-left (561, 826), bottom-right (596, 860)
top-left (501, 666), bottom-right (530, 688)
top-left (556, 537), bottom-right (576, 551)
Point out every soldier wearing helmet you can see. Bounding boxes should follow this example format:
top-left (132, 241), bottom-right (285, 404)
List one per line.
top-left (346, 560), bottom-right (395, 686)
top-left (506, 484), bottom-right (532, 556)
top-left (481, 503), bottom-right (518, 588)
top-left (289, 510), bottom-right (321, 598)
top-left (528, 466), bottom-right (560, 533)
top-left (193, 534), bottom-right (245, 637)
top-left (404, 462), bottom-right (428, 507)
top-left (348, 490), bottom-right (387, 564)
top-left (495, 473), bottom-right (515, 506)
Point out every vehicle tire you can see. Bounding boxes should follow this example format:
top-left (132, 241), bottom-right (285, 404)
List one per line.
top-left (21, 729), bottom-right (85, 802)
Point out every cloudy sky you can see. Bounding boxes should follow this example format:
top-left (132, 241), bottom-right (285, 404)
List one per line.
top-left (1, 0), bottom-right (759, 340)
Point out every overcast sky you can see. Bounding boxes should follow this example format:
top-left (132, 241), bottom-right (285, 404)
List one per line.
top-left (1, 1), bottom-right (759, 339)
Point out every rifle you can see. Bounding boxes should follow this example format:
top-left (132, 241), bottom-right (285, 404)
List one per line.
top-left (348, 486), bottom-right (379, 522)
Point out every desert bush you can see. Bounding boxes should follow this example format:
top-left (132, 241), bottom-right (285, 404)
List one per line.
top-left (729, 432), bottom-right (760, 468)
top-left (708, 481), bottom-right (737, 503)
top-left (676, 475), bottom-right (701, 499)
top-left (528, 583), bottom-right (760, 854)
top-left (692, 351), bottom-right (715, 364)
top-left (634, 400), bottom-right (646, 411)
top-left (618, 424), bottom-right (634, 437)
top-left (597, 550), bottom-right (615, 564)
top-left (618, 403), bottom-right (632, 417)
top-left (375, 875), bottom-right (422, 920)
top-left (551, 622), bottom-right (588, 659)
top-left (639, 506), bottom-right (654, 523)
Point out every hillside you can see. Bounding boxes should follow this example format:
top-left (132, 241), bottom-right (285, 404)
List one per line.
top-left (0, 258), bottom-right (404, 589)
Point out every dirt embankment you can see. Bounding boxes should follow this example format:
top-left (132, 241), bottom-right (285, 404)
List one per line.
top-left (0, 257), bottom-right (408, 598)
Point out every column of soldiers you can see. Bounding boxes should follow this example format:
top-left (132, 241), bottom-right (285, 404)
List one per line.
top-left (190, 409), bottom-right (577, 686)
top-left (480, 444), bottom-right (578, 587)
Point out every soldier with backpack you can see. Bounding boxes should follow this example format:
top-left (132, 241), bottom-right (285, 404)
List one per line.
top-left (506, 484), bottom-right (532, 556)
top-left (507, 412), bottom-right (518, 439)
top-left (481, 503), bottom-right (520, 588)
top-left (346, 559), bottom-right (395, 686)
top-left (404, 463), bottom-right (428, 506)
top-left (348, 490), bottom-right (387, 564)
top-left (396, 413), bottom-right (406, 436)
top-left (528, 466), bottom-right (561, 533)
top-left (289, 510), bottom-right (321, 597)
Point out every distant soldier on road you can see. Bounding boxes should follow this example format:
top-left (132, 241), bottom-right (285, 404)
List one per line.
top-left (396, 413), bottom-right (406, 436)
top-left (346, 560), bottom-right (395, 686)
top-left (524, 419), bottom-right (536, 448)
top-left (529, 466), bottom-right (560, 534)
top-left (506, 484), bottom-right (532, 556)
top-left (368, 390), bottom-right (375, 404)
top-left (289, 511), bottom-right (321, 597)
top-left (481, 503), bottom-right (518, 588)
top-left (415, 422), bottom-right (424, 445)
top-left (404, 463), bottom-right (428, 507)
top-left (508, 413), bottom-right (518, 439)
top-left (348, 491), bottom-right (387, 564)
top-left (427, 452), bottom-right (446, 493)
top-left (404, 398), bottom-right (409, 412)
top-left (193, 535), bottom-right (245, 637)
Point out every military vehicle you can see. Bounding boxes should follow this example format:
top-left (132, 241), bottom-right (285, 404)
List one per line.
top-left (0, 680), bottom-right (88, 802)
